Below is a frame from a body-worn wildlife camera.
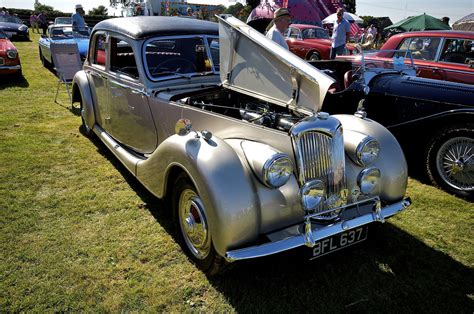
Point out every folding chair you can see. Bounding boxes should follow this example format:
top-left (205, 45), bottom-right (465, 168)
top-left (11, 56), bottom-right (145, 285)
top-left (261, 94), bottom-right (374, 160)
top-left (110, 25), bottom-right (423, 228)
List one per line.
top-left (50, 42), bottom-right (83, 106)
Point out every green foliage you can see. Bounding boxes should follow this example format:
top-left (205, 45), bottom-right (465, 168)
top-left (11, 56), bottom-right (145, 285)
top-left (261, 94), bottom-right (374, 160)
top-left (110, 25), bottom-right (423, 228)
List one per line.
top-left (34, 1), bottom-right (54, 13)
top-left (223, 3), bottom-right (252, 21)
top-left (88, 5), bottom-right (108, 16)
top-left (0, 32), bottom-right (473, 312)
top-left (246, 0), bottom-right (261, 10)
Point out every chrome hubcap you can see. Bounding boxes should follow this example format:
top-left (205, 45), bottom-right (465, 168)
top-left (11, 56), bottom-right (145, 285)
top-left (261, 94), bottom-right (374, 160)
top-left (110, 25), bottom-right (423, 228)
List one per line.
top-left (436, 136), bottom-right (474, 191)
top-left (178, 189), bottom-right (210, 260)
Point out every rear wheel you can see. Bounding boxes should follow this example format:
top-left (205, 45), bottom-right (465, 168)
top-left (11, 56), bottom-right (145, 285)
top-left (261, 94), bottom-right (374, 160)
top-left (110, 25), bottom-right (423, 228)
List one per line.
top-left (79, 100), bottom-right (93, 137)
top-left (425, 126), bottom-right (474, 199)
top-left (172, 174), bottom-right (226, 275)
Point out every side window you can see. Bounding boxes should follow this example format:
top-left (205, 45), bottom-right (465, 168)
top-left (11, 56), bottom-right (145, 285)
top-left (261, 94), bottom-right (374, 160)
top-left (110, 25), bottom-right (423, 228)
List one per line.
top-left (440, 38), bottom-right (473, 64)
top-left (92, 34), bottom-right (106, 66)
top-left (145, 37), bottom-right (211, 79)
top-left (400, 37), bottom-right (438, 61)
top-left (289, 28), bottom-right (299, 39)
top-left (110, 37), bottom-right (139, 79)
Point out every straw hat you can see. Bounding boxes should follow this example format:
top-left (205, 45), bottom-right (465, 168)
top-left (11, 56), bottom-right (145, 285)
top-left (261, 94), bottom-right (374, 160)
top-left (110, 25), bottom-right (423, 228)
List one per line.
top-left (75, 4), bottom-right (83, 10)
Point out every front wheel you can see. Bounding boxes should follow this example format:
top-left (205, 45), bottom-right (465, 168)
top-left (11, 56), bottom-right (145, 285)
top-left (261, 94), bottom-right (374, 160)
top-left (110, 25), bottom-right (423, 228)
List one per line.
top-left (79, 100), bottom-right (93, 137)
top-left (425, 126), bottom-right (474, 199)
top-left (172, 174), bottom-right (226, 275)
top-left (308, 51), bottom-right (320, 61)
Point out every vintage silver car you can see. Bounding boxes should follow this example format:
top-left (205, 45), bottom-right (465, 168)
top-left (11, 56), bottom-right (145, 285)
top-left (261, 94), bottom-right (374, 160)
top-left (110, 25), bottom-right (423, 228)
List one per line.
top-left (72, 15), bottom-right (412, 274)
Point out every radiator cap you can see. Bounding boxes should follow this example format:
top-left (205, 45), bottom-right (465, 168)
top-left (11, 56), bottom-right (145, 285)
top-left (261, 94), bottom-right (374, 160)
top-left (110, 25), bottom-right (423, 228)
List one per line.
top-left (317, 112), bottom-right (329, 120)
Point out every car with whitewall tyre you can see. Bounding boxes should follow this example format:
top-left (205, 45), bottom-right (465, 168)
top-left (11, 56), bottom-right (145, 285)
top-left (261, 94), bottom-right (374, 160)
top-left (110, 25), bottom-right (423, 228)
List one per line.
top-left (72, 15), bottom-right (411, 274)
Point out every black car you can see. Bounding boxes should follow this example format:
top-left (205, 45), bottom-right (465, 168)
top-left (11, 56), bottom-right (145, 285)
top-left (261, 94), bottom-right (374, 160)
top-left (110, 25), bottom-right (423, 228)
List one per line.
top-left (315, 51), bottom-right (473, 199)
top-left (0, 15), bottom-right (29, 40)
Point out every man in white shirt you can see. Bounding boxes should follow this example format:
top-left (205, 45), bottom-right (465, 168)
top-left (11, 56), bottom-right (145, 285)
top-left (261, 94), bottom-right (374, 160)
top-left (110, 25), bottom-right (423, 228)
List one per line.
top-left (330, 7), bottom-right (351, 59)
top-left (265, 8), bottom-right (291, 50)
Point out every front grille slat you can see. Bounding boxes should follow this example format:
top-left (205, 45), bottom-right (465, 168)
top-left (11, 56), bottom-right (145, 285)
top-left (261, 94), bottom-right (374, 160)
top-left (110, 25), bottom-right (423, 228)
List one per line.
top-left (293, 123), bottom-right (347, 220)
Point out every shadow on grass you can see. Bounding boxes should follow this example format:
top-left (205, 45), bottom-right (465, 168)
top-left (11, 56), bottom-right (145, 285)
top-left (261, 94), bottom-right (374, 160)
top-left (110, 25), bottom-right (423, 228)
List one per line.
top-left (0, 75), bottom-right (29, 89)
top-left (86, 134), bottom-right (473, 313)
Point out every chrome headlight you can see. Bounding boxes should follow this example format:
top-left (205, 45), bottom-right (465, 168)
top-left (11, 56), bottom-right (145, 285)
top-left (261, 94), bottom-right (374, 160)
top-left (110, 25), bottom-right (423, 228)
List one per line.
top-left (19, 25), bottom-right (28, 31)
top-left (241, 141), bottom-right (294, 189)
top-left (6, 50), bottom-right (18, 59)
top-left (356, 137), bottom-right (380, 166)
top-left (300, 180), bottom-right (325, 212)
top-left (263, 154), bottom-right (293, 188)
top-left (358, 167), bottom-right (381, 195)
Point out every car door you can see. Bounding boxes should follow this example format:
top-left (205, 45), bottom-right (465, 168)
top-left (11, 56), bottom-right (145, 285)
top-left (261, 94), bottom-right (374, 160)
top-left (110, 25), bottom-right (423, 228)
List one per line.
top-left (437, 38), bottom-right (474, 84)
top-left (86, 32), bottom-right (111, 130)
top-left (107, 35), bottom-right (157, 154)
top-left (285, 27), bottom-right (307, 59)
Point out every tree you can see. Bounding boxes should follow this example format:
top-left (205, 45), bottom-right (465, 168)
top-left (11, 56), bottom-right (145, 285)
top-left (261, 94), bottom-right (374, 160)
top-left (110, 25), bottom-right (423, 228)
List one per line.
top-left (246, 0), bottom-right (261, 10)
top-left (34, 1), bottom-right (54, 13)
top-left (89, 5), bottom-right (108, 16)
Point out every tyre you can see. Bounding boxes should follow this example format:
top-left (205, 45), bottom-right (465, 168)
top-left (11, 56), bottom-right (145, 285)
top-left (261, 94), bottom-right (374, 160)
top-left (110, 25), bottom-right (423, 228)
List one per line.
top-left (39, 49), bottom-right (46, 67)
top-left (308, 51), bottom-right (320, 61)
top-left (172, 174), bottom-right (226, 275)
top-left (80, 100), bottom-right (93, 137)
top-left (425, 126), bottom-right (473, 199)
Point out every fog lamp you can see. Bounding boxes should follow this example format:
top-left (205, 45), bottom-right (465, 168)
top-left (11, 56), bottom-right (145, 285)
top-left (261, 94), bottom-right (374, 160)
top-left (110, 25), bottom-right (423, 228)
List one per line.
top-left (300, 180), bottom-right (325, 212)
top-left (358, 168), bottom-right (381, 195)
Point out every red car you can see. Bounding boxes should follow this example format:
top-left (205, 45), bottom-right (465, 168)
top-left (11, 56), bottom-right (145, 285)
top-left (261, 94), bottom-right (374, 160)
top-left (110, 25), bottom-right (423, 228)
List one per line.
top-left (0, 30), bottom-right (21, 78)
top-left (284, 24), bottom-right (357, 60)
top-left (380, 30), bottom-right (474, 85)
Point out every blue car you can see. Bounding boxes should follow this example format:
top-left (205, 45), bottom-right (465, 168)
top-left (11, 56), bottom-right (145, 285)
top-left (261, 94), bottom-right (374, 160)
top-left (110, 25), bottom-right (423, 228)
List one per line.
top-left (38, 25), bottom-right (90, 68)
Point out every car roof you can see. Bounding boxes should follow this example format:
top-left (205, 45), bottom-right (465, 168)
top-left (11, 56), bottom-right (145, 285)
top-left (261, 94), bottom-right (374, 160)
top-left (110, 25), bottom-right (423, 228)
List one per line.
top-left (393, 30), bottom-right (474, 38)
top-left (290, 24), bottom-right (325, 30)
top-left (93, 16), bottom-right (219, 39)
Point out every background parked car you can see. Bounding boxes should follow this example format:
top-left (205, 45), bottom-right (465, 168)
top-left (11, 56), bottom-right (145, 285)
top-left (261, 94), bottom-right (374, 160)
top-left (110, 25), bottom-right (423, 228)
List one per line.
top-left (380, 31), bottom-right (474, 85)
top-left (39, 25), bottom-right (90, 67)
top-left (285, 24), bottom-right (358, 60)
top-left (53, 16), bottom-right (72, 26)
top-left (0, 15), bottom-right (29, 41)
top-left (72, 16), bottom-right (411, 274)
top-left (0, 30), bottom-right (21, 78)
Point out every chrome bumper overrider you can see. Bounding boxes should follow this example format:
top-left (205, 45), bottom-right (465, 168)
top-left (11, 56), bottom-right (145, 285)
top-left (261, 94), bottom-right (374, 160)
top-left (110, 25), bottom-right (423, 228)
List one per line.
top-left (225, 197), bottom-right (411, 262)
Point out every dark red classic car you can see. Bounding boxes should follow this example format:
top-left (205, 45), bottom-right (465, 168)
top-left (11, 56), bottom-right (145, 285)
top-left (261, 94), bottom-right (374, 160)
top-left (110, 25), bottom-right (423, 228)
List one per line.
top-left (284, 24), bottom-right (357, 60)
top-left (0, 30), bottom-right (21, 78)
top-left (380, 30), bottom-right (474, 85)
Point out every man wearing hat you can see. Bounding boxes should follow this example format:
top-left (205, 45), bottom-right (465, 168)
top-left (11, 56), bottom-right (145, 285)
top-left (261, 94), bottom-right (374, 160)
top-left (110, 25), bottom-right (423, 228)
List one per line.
top-left (72, 4), bottom-right (86, 31)
top-left (265, 8), bottom-right (291, 50)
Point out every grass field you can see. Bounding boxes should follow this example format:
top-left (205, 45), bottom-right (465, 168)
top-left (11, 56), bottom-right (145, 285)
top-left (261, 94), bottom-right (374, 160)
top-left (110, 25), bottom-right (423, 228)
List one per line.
top-left (1, 32), bottom-right (473, 312)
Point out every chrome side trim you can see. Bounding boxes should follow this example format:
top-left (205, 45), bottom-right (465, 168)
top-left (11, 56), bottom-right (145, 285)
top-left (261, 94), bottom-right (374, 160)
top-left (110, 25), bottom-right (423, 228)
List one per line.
top-left (0, 65), bottom-right (21, 70)
top-left (224, 198), bottom-right (411, 261)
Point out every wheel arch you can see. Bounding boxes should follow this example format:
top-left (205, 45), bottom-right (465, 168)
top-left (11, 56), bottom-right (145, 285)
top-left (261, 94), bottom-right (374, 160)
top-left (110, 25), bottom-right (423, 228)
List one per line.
top-left (136, 133), bottom-right (260, 257)
top-left (72, 70), bottom-right (96, 131)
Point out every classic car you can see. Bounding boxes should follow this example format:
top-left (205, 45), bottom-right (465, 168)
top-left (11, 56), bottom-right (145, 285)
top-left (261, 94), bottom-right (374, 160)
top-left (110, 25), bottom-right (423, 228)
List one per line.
top-left (377, 31), bottom-right (474, 85)
top-left (312, 50), bottom-right (473, 198)
top-left (72, 16), bottom-right (411, 274)
top-left (54, 17), bottom-right (73, 26)
top-left (285, 24), bottom-right (358, 60)
top-left (0, 30), bottom-right (21, 78)
top-left (39, 25), bottom-right (90, 67)
top-left (0, 15), bottom-right (29, 41)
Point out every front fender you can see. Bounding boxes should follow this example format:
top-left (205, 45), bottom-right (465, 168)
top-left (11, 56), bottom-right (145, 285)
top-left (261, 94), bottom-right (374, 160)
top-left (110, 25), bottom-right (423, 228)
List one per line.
top-left (72, 70), bottom-right (95, 130)
top-left (335, 114), bottom-right (409, 202)
top-left (135, 133), bottom-right (260, 257)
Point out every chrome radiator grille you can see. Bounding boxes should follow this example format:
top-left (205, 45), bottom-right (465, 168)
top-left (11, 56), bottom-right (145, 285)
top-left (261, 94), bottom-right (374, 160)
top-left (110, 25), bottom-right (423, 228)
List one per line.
top-left (291, 115), bottom-right (347, 219)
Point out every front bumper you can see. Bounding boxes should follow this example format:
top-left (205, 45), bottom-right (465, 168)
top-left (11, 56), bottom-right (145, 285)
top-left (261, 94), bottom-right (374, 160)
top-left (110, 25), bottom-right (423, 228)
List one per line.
top-left (225, 197), bottom-right (411, 262)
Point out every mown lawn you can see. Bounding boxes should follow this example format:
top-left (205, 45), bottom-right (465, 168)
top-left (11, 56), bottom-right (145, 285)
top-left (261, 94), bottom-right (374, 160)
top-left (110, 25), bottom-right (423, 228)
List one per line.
top-left (1, 31), bottom-right (473, 312)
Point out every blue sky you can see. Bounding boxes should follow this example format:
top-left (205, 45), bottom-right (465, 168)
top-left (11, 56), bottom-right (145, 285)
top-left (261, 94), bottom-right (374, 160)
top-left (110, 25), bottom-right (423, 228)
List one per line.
top-left (1, 0), bottom-right (473, 24)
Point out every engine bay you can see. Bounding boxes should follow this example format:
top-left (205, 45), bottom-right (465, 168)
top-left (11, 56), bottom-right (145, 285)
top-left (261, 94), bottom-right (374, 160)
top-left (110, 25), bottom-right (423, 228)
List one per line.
top-left (177, 88), bottom-right (305, 133)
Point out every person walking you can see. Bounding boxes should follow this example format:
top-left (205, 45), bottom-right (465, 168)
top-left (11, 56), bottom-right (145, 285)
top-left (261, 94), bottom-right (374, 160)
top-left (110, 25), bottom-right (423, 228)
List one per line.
top-left (265, 7), bottom-right (291, 50)
top-left (72, 4), bottom-right (86, 31)
top-left (330, 8), bottom-right (351, 59)
top-left (37, 11), bottom-right (47, 35)
top-left (29, 12), bottom-right (39, 34)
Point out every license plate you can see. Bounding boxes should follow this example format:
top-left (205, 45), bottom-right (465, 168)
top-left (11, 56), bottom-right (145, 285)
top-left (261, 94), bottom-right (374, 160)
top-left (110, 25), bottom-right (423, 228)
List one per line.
top-left (310, 226), bottom-right (368, 260)
top-left (5, 32), bottom-right (15, 37)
